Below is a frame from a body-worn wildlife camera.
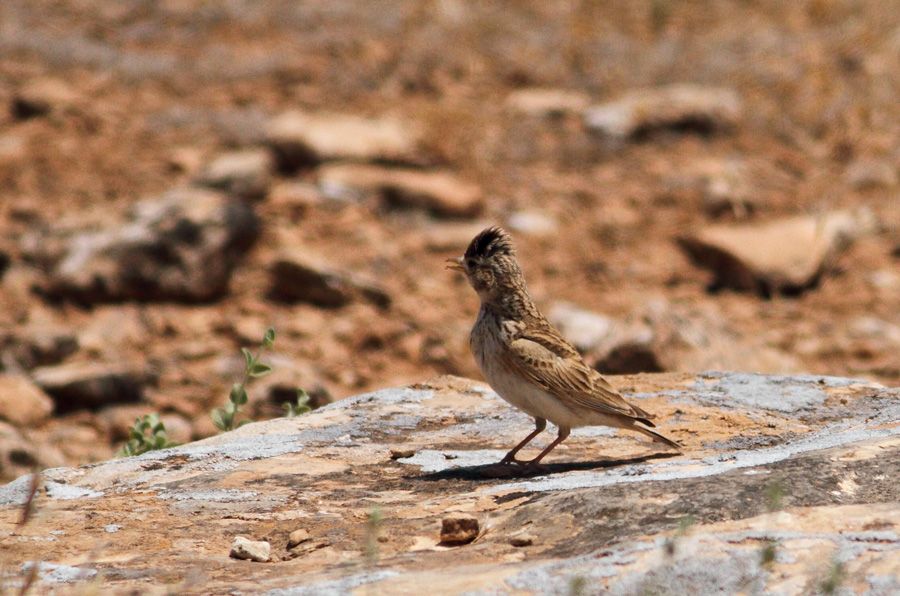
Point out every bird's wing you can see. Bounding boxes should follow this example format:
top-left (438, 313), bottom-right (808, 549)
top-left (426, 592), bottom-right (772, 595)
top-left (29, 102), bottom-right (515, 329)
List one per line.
top-left (502, 327), bottom-right (651, 422)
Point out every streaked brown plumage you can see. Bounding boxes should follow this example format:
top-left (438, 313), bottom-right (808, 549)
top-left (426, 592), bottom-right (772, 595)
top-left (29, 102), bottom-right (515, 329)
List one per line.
top-left (448, 226), bottom-right (679, 466)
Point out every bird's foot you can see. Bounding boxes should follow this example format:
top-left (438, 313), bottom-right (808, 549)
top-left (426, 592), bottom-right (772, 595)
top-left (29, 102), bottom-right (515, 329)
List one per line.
top-left (498, 455), bottom-right (526, 466)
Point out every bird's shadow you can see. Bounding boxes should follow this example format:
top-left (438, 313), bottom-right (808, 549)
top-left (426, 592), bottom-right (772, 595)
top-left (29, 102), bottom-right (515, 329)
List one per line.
top-left (414, 451), bottom-right (679, 481)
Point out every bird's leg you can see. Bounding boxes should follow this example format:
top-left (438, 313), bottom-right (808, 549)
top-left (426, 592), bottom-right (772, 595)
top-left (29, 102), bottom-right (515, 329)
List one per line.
top-left (500, 417), bottom-right (546, 465)
top-left (525, 426), bottom-right (571, 467)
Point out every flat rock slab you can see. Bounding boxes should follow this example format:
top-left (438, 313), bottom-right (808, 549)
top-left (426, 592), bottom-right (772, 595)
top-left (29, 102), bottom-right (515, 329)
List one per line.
top-left (584, 84), bottom-right (741, 140)
top-left (265, 110), bottom-right (424, 169)
top-left (1, 373), bottom-right (898, 594)
top-left (317, 164), bottom-right (484, 218)
top-left (678, 209), bottom-right (874, 296)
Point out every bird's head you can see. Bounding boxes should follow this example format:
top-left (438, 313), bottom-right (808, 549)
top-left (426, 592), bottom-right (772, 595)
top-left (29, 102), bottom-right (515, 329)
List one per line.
top-left (446, 226), bottom-right (524, 303)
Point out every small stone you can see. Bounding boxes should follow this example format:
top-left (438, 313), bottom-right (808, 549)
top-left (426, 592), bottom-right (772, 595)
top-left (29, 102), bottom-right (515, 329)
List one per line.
top-left (268, 250), bottom-right (390, 308)
top-left (0, 374), bottom-right (54, 427)
top-left (317, 165), bottom-right (483, 218)
top-left (287, 529), bottom-right (311, 548)
top-left (230, 536), bottom-right (270, 562)
top-left (440, 515), bottom-right (479, 545)
top-left (584, 85), bottom-right (741, 140)
top-left (507, 211), bottom-right (558, 237)
top-left (390, 449), bottom-right (415, 460)
top-left (31, 362), bottom-right (145, 413)
top-left (845, 158), bottom-right (898, 190)
top-left (509, 534), bottom-right (535, 547)
top-left (505, 88), bottom-right (590, 117)
top-left (12, 78), bottom-right (78, 120)
top-left (265, 110), bottom-right (423, 170)
top-left (677, 209), bottom-right (875, 296)
top-left (196, 148), bottom-right (273, 200)
top-left (548, 302), bottom-right (615, 353)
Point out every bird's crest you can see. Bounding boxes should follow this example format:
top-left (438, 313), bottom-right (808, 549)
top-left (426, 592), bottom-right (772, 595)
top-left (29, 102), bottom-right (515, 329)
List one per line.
top-left (465, 226), bottom-right (514, 261)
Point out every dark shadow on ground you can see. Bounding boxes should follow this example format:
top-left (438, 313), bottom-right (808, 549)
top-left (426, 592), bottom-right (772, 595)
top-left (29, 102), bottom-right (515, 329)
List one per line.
top-left (414, 452), bottom-right (679, 481)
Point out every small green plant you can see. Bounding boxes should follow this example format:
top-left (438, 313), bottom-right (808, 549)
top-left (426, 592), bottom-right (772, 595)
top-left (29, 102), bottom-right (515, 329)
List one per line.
top-left (118, 414), bottom-right (179, 457)
top-left (364, 507), bottom-right (383, 565)
top-left (283, 388), bottom-right (312, 417)
top-left (820, 558), bottom-right (845, 595)
top-left (568, 576), bottom-right (587, 596)
top-left (212, 327), bottom-right (275, 431)
top-left (759, 539), bottom-right (778, 567)
top-left (765, 481), bottom-right (785, 512)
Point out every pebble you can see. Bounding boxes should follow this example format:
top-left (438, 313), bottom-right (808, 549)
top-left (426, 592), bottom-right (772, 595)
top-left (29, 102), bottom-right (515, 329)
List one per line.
top-left (389, 449), bottom-right (416, 460)
top-left (584, 84), bottom-right (741, 140)
top-left (287, 529), bottom-right (310, 548)
top-left (509, 533), bottom-right (535, 547)
top-left (230, 536), bottom-right (271, 562)
top-left (440, 515), bottom-right (479, 545)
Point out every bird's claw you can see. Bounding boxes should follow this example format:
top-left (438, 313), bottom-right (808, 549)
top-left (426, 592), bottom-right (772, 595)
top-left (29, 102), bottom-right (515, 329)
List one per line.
top-left (499, 455), bottom-right (526, 466)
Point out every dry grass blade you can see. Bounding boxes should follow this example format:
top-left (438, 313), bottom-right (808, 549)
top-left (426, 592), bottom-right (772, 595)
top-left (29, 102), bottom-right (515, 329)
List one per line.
top-left (17, 562), bottom-right (39, 596)
top-left (18, 473), bottom-right (41, 527)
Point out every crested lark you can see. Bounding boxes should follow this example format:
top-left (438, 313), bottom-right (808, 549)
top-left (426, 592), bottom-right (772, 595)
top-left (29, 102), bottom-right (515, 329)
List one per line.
top-left (448, 226), bottom-right (679, 467)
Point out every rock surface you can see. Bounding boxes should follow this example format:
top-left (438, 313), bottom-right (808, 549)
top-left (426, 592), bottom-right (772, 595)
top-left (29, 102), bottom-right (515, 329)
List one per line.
top-left (37, 188), bottom-right (259, 303)
top-left (678, 210), bottom-right (874, 295)
top-left (584, 84), bottom-right (742, 140)
top-left (1, 373), bottom-right (897, 594)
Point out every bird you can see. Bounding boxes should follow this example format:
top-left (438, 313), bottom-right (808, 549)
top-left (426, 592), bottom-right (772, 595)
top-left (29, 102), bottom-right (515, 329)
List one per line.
top-left (447, 226), bottom-right (680, 467)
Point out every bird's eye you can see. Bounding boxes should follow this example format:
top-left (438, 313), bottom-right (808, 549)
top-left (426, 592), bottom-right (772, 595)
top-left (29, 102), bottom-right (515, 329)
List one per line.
top-left (466, 259), bottom-right (477, 269)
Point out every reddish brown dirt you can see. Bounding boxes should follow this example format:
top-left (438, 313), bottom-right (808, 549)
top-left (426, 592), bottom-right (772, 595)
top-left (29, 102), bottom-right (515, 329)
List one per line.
top-left (0, 0), bottom-right (897, 473)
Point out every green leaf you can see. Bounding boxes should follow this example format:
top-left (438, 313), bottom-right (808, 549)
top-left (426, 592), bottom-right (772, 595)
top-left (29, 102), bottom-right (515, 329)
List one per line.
top-left (241, 347), bottom-right (255, 369)
top-left (263, 327), bottom-right (276, 348)
top-left (211, 408), bottom-right (228, 431)
top-left (230, 383), bottom-right (248, 406)
top-left (248, 362), bottom-right (272, 378)
top-left (296, 388), bottom-right (310, 406)
top-left (237, 419), bottom-right (253, 427)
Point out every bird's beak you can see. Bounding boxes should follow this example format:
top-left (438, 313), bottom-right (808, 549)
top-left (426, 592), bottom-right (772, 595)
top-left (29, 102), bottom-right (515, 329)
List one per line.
top-left (445, 257), bottom-right (465, 272)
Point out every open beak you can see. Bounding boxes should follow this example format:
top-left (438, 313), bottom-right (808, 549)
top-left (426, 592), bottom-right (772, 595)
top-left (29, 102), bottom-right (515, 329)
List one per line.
top-left (445, 257), bottom-right (465, 272)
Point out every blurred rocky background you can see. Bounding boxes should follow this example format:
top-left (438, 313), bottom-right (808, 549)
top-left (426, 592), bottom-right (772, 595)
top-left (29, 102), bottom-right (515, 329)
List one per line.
top-left (0, 0), bottom-right (898, 481)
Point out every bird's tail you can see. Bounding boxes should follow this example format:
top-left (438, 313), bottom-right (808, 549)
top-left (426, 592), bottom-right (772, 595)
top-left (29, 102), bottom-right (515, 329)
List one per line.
top-left (633, 424), bottom-right (681, 451)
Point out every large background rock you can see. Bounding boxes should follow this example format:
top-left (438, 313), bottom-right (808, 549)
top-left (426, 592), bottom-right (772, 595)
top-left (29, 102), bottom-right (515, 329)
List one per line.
top-left (37, 188), bottom-right (259, 303)
top-left (1, 373), bottom-right (897, 594)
